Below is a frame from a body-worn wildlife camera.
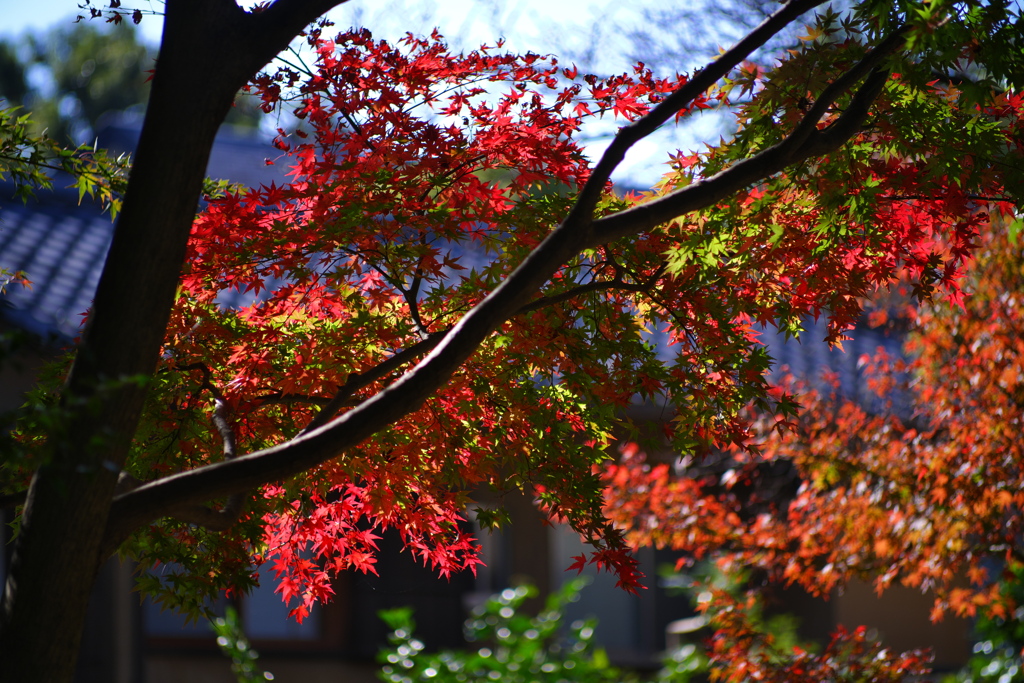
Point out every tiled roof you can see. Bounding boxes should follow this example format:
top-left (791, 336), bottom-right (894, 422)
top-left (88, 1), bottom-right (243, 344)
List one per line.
top-left (0, 119), bottom-right (283, 342)
top-left (0, 187), bottom-right (111, 341)
top-left (761, 316), bottom-right (906, 408)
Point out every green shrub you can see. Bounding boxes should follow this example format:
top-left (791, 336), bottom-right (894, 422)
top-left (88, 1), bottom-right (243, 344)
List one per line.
top-left (378, 577), bottom-right (705, 683)
top-left (210, 606), bottom-right (275, 682)
top-left (943, 564), bottom-right (1024, 683)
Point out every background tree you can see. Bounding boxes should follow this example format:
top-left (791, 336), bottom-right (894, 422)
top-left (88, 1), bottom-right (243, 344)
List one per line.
top-left (604, 129), bottom-right (1024, 677)
top-left (1, 1), bottom-right (1023, 682)
top-left (0, 20), bottom-right (261, 144)
top-left (594, 0), bottom-right (817, 76)
top-left (0, 22), bottom-right (153, 144)
top-left (0, 43), bottom-right (29, 111)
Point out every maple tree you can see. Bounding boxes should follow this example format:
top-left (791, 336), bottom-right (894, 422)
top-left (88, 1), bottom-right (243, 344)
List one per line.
top-left (603, 71), bottom-right (1024, 683)
top-left (725, 217), bottom-right (1024, 679)
top-left (1, 1), bottom-right (1023, 681)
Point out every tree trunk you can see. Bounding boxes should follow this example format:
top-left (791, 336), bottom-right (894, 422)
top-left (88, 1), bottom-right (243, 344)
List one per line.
top-left (0, 1), bottom-right (343, 680)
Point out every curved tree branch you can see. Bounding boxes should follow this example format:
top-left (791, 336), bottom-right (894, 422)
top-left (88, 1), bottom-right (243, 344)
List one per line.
top-left (301, 272), bottom-right (664, 434)
top-left (566, 0), bottom-right (830, 225)
top-left (298, 331), bottom-right (449, 435)
top-left (1, 266), bottom-right (668, 527)
top-left (588, 33), bottom-right (903, 246)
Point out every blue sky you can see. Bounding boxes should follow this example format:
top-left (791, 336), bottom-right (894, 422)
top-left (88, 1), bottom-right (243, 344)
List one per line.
top-left (0, 0), bottom-right (614, 50)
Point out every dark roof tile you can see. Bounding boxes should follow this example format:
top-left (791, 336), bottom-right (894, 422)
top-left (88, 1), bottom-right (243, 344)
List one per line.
top-left (0, 119), bottom-right (283, 342)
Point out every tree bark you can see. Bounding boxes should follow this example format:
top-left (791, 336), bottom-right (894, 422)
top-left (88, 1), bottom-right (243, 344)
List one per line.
top-left (0, 1), bottom-right (343, 681)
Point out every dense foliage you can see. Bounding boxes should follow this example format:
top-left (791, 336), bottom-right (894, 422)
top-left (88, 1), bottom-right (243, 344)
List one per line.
top-left (3, 0), bottom-right (1024, 679)
top-left (376, 573), bottom-right (924, 683)
top-left (379, 580), bottom-right (618, 683)
top-left (944, 565), bottom-right (1024, 683)
top-left (604, 65), bottom-right (1024, 683)
top-left (604, 219), bottom-right (1024, 633)
top-left (210, 606), bottom-right (275, 683)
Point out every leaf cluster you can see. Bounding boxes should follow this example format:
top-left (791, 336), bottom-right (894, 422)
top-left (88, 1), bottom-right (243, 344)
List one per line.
top-left (210, 606), bottom-right (275, 683)
top-left (0, 106), bottom-right (129, 214)
top-left (378, 578), bottom-right (706, 683)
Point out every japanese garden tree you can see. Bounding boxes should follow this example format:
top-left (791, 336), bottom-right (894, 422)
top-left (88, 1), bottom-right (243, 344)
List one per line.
top-left (604, 215), bottom-right (1024, 681)
top-left (1, 1), bottom-right (1022, 681)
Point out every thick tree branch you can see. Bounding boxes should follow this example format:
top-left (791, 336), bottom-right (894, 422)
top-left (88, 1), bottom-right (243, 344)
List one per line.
top-left (588, 29), bottom-right (905, 246)
top-left (299, 331), bottom-right (448, 435)
top-left (797, 67), bottom-right (891, 156)
top-left (780, 27), bottom-right (907, 155)
top-left (301, 271), bottom-right (666, 432)
top-left (247, 0), bottom-right (352, 71)
top-left (113, 472), bottom-right (240, 531)
top-left (300, 271), bottom-right (650, 433)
